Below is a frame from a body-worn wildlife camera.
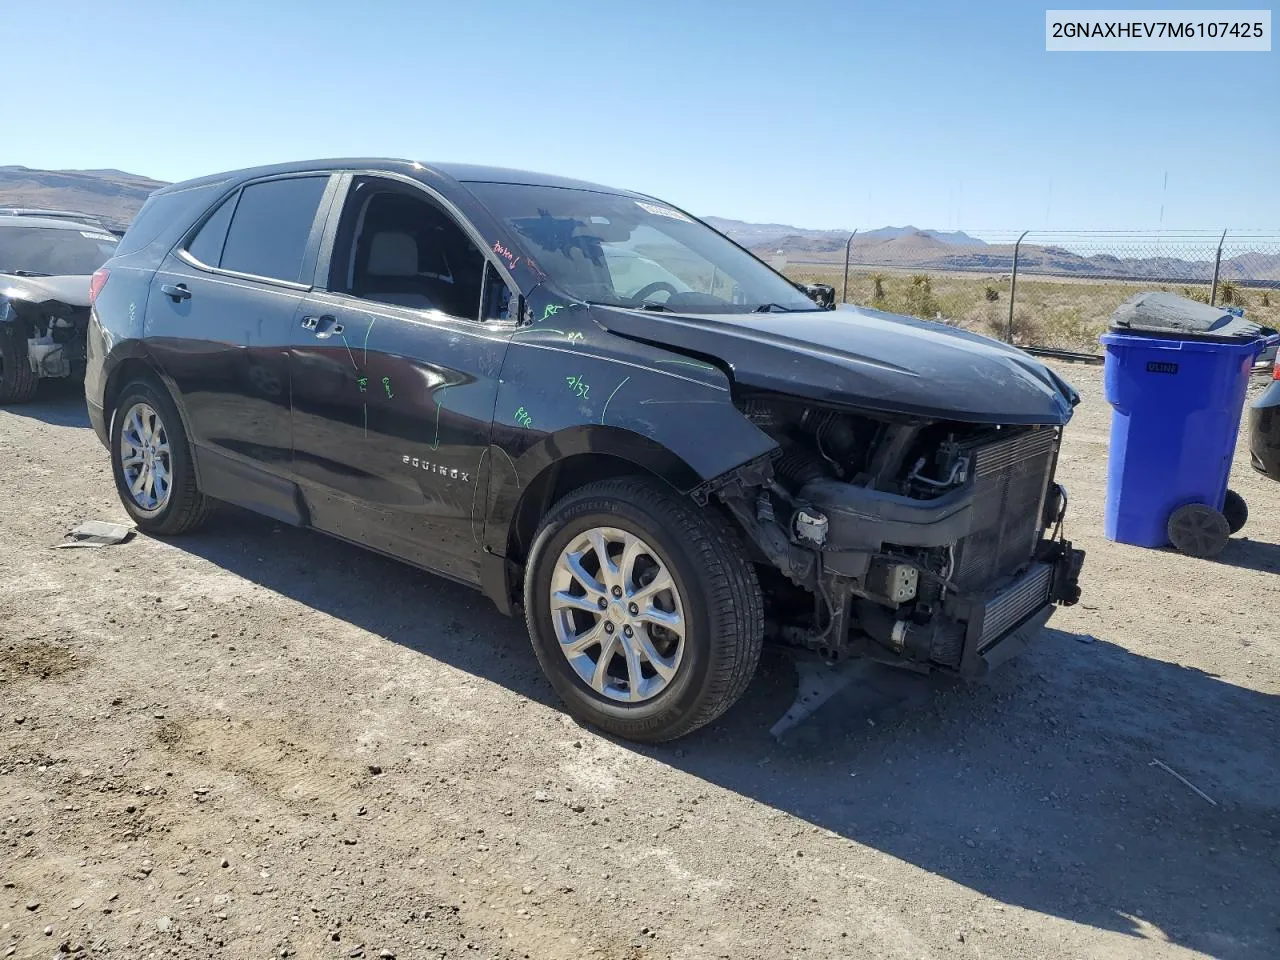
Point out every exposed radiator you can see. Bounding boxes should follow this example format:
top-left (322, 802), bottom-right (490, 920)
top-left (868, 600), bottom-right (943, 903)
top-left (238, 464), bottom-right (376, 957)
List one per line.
top-left (953, 428), bottom-right (1058, 591)
top-left (978, 562), bottom-right (1054, 652)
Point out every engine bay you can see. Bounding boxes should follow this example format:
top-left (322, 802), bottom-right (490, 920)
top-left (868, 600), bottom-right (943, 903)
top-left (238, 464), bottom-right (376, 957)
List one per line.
top-left (716, 391), bottom-right (1082, 673)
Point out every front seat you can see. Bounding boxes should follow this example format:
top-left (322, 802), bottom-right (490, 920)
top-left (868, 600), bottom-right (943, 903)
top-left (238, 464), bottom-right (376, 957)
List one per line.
top-left (357, 231), bottom-right (432, 309)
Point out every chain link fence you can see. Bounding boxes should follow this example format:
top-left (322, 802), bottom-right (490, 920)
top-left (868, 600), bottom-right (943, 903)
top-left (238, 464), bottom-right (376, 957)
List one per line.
top-left (780, 229), bottom-right (1280, 357)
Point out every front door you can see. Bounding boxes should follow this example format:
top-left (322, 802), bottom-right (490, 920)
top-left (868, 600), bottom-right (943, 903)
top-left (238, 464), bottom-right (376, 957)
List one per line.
top-left (290, 175), bottom-right (516, 585)
top-left (144, 174), bottom-right (334, 519)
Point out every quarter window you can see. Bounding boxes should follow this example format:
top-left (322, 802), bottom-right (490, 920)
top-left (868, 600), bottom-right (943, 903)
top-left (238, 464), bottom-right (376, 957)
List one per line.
top-left (185, 193), bottom-right (237, 268)
top-left (218, 176), bottom-right (328, 283)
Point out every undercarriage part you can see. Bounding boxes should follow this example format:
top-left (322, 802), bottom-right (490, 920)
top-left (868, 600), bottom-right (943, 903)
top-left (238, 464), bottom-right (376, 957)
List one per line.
top-left (28, 338), bottom-right (72, 377)
top-left (770, 573), bottom-right (858, 660)
top-left (792, 509), bottom-right (828, 547)
top-left (690, 451), bottom-right (777, 507)
top-left (855, 598), bottom-right (966, 668)
top-left (9, 301), bottom-right (88, 380)
top-left (1050, 539), bottom-right (1085, 606)
top-left (865, 558), bottom-right (919, 605)
top-left (720, 492), bottom-right (815, 588)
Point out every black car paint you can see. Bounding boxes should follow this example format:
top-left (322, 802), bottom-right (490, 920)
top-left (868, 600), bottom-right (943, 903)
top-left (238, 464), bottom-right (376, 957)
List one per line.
top-left (1249, 376), bottom-right (1280, 479)
top-left (87, 158), bottom-right (1077, 616)
top-left (595, 304), bottom-right (1079, 426)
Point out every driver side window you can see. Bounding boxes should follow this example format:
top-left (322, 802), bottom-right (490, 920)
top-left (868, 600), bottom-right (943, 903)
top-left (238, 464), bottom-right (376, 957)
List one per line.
top-left (327, 178), bottom-right (489, 320)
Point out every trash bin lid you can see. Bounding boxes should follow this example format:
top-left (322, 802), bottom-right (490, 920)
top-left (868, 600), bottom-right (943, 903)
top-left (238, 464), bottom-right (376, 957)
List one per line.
top-left (1109, 291), bottom-right (1275, 341)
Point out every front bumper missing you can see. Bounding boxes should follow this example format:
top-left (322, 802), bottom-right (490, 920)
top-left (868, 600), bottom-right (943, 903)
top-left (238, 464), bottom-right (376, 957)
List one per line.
top-left (952, 539), bottom-right (1085, 678)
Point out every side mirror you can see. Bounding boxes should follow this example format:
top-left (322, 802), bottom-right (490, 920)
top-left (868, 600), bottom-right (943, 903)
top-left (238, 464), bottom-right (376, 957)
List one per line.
top-left (794, 282), bottom-right (836, 310)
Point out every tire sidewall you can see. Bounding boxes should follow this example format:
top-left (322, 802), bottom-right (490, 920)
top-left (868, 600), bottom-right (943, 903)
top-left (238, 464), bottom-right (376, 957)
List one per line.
top-left (109, 381), bottom-right (192, 531)
top-left (0, 325), bottom-right (36, 403)
top-left (525, 496), bottom-right (717, 732)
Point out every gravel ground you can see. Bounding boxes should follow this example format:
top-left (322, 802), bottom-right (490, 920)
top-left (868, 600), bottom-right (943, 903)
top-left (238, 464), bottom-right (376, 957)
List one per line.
top-left (1, 363), bottom-right (1278, 960)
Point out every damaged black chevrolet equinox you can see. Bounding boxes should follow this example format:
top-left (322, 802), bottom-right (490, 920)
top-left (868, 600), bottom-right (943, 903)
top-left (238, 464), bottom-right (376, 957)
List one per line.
top-left (86, 160), bottom-right (1084, 741)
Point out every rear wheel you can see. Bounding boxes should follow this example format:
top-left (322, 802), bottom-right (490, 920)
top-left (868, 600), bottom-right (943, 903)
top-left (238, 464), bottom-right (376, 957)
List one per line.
top-left (110, 380), bottom-right (214, 535)
top-left (523, 477), bottom-right (763, 742)
top-left (1222, 489), bottom-right (1248, 535)
top-left (0, 327), bottom-right (38, 404)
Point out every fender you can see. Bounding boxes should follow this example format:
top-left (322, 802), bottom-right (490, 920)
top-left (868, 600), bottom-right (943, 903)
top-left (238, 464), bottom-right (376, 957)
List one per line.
top-left (482, 415), bottom-right (778, 561)
top-left (97, 339), bottom-right (206, 488)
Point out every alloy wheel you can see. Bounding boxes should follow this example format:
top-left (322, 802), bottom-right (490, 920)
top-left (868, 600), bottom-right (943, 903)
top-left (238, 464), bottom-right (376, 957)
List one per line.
top-left (548, 527), bottom-right (686, 702)
top-left (119, 402), bottom-right (172, 512)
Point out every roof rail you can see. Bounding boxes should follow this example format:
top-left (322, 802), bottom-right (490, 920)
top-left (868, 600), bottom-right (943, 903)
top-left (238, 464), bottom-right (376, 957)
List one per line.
top-left (0, 208), bottom-right (113, 229)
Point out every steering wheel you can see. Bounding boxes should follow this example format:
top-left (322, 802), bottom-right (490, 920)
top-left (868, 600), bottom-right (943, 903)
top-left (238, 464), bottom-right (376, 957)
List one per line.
top-left (628, 281), bottom-right (679, 304)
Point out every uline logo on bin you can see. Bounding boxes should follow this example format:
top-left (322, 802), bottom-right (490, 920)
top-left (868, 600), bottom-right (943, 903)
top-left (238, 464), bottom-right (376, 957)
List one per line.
top-left (1146, 361), bottom-right (1179, 375)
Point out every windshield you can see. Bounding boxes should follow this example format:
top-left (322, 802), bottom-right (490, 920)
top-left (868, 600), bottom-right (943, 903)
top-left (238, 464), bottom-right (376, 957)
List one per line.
top-left (0, 225), bottom-right (118, 277)
top-left (464, 183), bottom-right (820, 314)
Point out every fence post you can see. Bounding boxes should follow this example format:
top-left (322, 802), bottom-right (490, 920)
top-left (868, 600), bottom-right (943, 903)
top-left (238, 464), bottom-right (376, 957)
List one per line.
top-left (1007, 229), bottom-right (1030, 342)
top-left (842, 230), bottom-right (858, 303)
top-left (1209, 228), bottom-right (1227, 306)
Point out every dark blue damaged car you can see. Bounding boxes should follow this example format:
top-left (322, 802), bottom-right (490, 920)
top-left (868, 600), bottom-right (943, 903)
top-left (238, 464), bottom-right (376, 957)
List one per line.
top-left (85, 159), bottom-right (1084, 742)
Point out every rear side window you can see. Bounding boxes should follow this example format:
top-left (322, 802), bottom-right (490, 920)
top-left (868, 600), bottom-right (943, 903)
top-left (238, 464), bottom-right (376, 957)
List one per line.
top-left (185, 193), bottom-right (237, 267)
top-left (113, 181), bottom-right (230, 258)
top-left (218, 177), bottom-right (328, 283)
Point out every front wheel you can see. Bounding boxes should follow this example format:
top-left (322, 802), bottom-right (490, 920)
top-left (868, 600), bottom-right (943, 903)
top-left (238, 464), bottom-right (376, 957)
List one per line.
top-left (110, 380), bottom-right (214, 535)
top-left (0, 327), bottom-right (38, 404)
top-left (523, 477), bottom-right (763, 742)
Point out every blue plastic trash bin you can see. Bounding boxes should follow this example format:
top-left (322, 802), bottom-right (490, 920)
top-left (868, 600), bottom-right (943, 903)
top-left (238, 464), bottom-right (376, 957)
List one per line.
top-left (1100, 292), bottom-right (1277, 557)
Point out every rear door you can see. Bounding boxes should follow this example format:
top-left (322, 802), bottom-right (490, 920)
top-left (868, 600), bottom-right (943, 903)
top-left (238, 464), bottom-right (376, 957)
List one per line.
top-left (145, 174), bottom-right (337, 520)
top-left (290, 174), bottom-right (517, 584)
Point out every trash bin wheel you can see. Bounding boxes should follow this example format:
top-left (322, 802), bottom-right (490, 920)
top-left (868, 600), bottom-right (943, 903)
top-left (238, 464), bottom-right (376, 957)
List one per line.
top-left (1167, 503), bottom-right (1230, 559)
top-left (1222, 489), bottom-right (1248, 535)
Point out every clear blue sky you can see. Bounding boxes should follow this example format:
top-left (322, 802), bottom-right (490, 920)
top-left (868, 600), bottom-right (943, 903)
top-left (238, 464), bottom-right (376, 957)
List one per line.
top-left (8, 0), bottom-right (1277, 231)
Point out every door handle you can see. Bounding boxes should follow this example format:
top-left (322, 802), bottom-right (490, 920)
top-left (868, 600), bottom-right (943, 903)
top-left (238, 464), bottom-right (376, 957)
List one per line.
top-left (304, 314), bottom-right (343, 338)
top-left (160, 283), bottom-right (191, 302)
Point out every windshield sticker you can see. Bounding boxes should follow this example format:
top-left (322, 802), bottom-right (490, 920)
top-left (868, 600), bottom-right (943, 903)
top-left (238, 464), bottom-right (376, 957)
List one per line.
top-left (635, 201), bottom-right (693, 223)
top-left (80, 231), bottom-right (115, 241)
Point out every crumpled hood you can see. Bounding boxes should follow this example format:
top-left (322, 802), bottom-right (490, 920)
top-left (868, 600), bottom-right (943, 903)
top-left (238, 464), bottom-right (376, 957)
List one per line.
top-left (594, 303), bottom-right (1079, 425)
top-left (0, 273), bottom-right (92, 309)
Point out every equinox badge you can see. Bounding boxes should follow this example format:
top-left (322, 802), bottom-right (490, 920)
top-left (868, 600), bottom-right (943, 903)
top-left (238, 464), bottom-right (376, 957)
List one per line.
top-left (403, 455), bottom-right (470, 483)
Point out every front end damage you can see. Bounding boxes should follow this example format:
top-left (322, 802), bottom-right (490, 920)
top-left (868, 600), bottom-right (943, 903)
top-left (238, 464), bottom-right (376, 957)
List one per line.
top-left (700, 393), bottom-right (1084, 678)
top-left (0, 295), bottom-right (89, 379)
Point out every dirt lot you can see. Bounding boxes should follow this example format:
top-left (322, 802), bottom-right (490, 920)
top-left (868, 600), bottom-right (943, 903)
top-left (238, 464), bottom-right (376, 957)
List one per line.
top-left (2, 364), bottom-right (1278, 960)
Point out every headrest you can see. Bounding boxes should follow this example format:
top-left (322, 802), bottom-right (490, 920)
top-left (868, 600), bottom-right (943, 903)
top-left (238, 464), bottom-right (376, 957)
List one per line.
top-left (367, 232), bottom-right (418, 277)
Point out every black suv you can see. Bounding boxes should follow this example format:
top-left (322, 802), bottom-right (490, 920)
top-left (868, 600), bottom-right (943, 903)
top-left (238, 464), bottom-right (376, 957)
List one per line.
top-left (86, 160), bottom-right (1084, 742)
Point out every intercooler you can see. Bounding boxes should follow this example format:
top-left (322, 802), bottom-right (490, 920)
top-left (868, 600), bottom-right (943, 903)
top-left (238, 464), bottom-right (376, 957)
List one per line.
top-left (952, 428), bottom-right (1058, 592)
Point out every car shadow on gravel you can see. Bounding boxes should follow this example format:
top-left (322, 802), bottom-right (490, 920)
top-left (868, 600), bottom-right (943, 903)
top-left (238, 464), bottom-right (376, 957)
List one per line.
top-left (1217, 536), bottom-right (1280, 574)
top-left (664, 631), bottom-right (1280, 960)
top-left (168, 507), bottom-right (1280, 960)
top-left (0, 378), bottom-right (91, 427)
